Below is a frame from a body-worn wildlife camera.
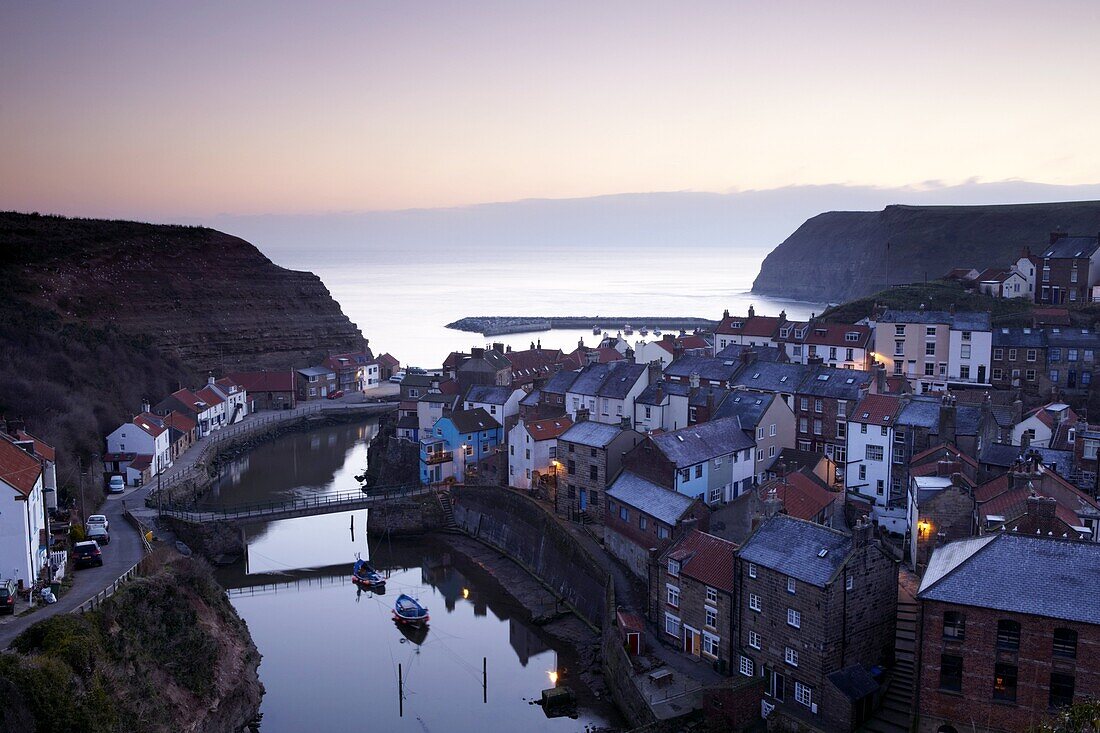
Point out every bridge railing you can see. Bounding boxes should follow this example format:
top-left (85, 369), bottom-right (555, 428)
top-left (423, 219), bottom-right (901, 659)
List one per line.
top-left (159, 483), bottom-right (429, 522)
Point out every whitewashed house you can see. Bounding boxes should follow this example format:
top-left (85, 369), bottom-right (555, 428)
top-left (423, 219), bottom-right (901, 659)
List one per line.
top-left (845, 394), bottom-right (903, 508)
top-left (1012, 402), bottom-right (1077, 448)
top-left (0, 437), bottom-right (48, 588)
top-left (507, 416), bottom-right (574, 490)
top-left (634, 381), bottom-right (691, 433)
top-left (463, 385), bottom-right (525, 426)
top-left (212, 377), bottom-right (249, 424)
top-left (106, 413), bottom-right (172, 476)
top-left (565, 362), bottom-right (649, 425)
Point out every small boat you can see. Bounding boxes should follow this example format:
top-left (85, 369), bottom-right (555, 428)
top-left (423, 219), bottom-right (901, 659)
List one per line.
top-left (623, 324), bottom-right (634, 335)
top-left (592, 324), bottom-right (601, 335)
top-left (639, 327), bottom-right (649, 336)
top-left (395, 619), bottom-right (430, 646)
top-left (393, 594), bottom-right (430, 625)
top-left (654, 328), bottom-right (662, 336)
top-left (351, 556), bottom-right (386, 588)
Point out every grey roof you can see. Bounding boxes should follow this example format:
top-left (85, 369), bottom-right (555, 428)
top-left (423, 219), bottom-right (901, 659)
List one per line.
top-left (730, 362), bottom-right (809, 394)
top-left (713, 392), bottom-right (773, 427)
top-left (714, 344), bottom-right (786, 362)
top-left (993, 327), bottom-right (1046, 348)
top-left (419, 392), bottom-right (458, 405)
top-left (401, 374), bottom-right (434, 388)
top-left (651, 417), bottom-right (754, 467)
top-left (1045, 328), bottom-right (1100, 349)
top-left (568, 363), bottom-right (615, 396)
top-left (1040, 234), bottom-right (1100, 259)
top-left (688, 385), bottom-right (731, 408)
top-left (918, 533), bottom-right (1100, 625)
top-left (636, 381), bottom-right (691, 406)
top-left (560, 420), bottom-right (627, 448)
top-left (297, 366), bottom-right (334, 378)
top-left (897, 396), bottom-right (986, 437)
top-left (541, 369), bottom-right (579, 396)
top-left (879, 310), bottom-right (992, 331)
top-left (449, 408), bottom-right (501, 433)
top-left (607, 472), bottom-right (696, 525)
top-left (464, 385), bottom-right (515, 405)
top-left (519, 389), bottom-right (541, 407)
top-left (458, 350), bottom-right (512, 372)
top-left (979, 442), bottom-right (1074, 479)
top-left (827, 665), bottom-right (879, 702)
top-left (738, 515), bottom-right (853, 587)
top-left (665, 355), bottom-right (743, 383)
top-left (597, 363), bottom-right (648, 399)
top-left (799, 365), bottom-right (874, 399)
top-left (397, 415), bottom-right (419, 429)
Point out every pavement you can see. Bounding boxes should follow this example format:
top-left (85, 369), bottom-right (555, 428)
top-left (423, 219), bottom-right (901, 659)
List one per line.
top-left (0, 388), bottom-right (399, 648)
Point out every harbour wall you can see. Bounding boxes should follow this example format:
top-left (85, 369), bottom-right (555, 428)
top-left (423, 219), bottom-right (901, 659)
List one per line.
top-left (447, 316), bottom-right (718, 336)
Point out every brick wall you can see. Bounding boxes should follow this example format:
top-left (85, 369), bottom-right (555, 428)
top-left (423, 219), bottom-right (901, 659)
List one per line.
top-left (913, 486), bottom-right (975, 573)
top-left (556, 438), bottom-right (610, 522)
top-left (917, 600), bottom-right (1100, 733)
top-left (654, 561), bottom-right (735, 674)
top-left (621, 439), bottom-right (676, 490)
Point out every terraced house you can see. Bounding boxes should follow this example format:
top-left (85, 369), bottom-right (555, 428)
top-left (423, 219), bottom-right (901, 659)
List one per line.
top-left (555, 419), bottom-right (641, 522)
top-left (873, 310), bottom-right (992, 393)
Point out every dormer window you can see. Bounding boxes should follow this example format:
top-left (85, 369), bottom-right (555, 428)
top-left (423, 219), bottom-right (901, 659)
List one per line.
top-left (845, 332), bottom-right (860, 342)
top-left (668, 559), bottom-right (680, 576)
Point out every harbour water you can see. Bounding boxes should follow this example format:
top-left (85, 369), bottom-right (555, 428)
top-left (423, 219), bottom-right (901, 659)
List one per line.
top-left (213, 421), bottom-right (620, 732)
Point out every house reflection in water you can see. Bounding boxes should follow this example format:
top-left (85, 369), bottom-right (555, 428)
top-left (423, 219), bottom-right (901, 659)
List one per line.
top-left (509, 618), bottom-right (549, 666)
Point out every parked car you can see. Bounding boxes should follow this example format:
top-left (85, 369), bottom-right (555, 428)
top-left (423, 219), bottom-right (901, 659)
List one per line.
top-left (86, 525), bottom-right (110, 545)
top-left (108, 475), bottom-right (125, 493)
top-left (407, 367), bottom-right (427, 375)
top-left (389, 371), bottom-right (406, 383)
top-left (72, 541), bottom-right (103, 568)
top-left (0, 580), bottom-right (16, 614)
top-left (327, 390), bottom-right (345, 400)
top-left (86, 514), bottom-right (109, 532)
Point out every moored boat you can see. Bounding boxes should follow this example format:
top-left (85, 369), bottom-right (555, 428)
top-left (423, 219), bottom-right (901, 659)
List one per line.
top-left (623, 324), bottom-right (633, 335)
top-left (351, 556), bottom-right (386, 588)
top-left (639, 327), bottom-right (649, 336)
top-left (592, 324), bottom-right (601, 335)
top-left (393, 593), bottom-right (430, 625)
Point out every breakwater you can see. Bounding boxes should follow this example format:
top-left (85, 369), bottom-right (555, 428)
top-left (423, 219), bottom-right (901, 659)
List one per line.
top-left (447, 315), bottom-right (718, 337)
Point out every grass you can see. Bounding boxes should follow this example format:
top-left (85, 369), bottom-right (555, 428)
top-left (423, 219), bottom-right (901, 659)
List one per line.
top-left (820, 280), bottom-right (1035, 323)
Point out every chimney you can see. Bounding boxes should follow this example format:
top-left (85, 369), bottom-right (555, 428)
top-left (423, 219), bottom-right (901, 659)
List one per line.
top-left (530, 341), bottom-right (536, 350)
top-left (779, 309), bottom-right (786, 322)
top-left (748, 304), bottom-right (756, 318)
top-left (655, 380), bottom-right (665, 404)
top-left (689, 372), bottom-right (700, 389)
top-left (492, 342), bottom-right (504, 354)
top-left (663, 333), bottom-right (675, 343)
top-left (471, 347), bottom-right (485, 359)
top-left (620, 416), bottom-right (632, 430)
top-left (576, 407), bottom-right (590, 423)
top-left (142, 399), bottom-right (151, 414)
top-left (1027, 494), bottom-right (1057, 520)
top-left (740, 350), bottom-right (758, 366)
top-left (1050, 230), bottom-right (1068, 246)
top-left (1021, 246), bottom-right (1031, 259)
top-left (938, 394), bottom-right (957, 446)
top-left (764, 487), bottom-right (782, 518)
top-left (807, 355), bottom-right (824, 366)
top-left (873, 363), bottom-right (887, 394)
top-left (853, 515), bottom-right (874, 548)
top-left (506, 345), bottom-right (512, 353)
top-left (537, 339), bottom-right (542, 350)
top-left (723, 309), bottom-right (730, 319)
top-left (647, 361), bottom-right (662, 384)
top-left (705, 391), bottom-right (715, 416)
top-left (625, 347), bottom-right (635, 362)
top-left (207, 373), bottom-right (215, 385)
top-left (673, 342), bottom-right (685, 361)
top-left (578, 338), bottom-right (585, 350)
top-left (1020, 430), bottom-right (1031, 451)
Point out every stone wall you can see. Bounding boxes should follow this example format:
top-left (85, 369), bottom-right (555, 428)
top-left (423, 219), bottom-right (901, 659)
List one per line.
top-left (366, 493), bottom-right (445, 536)
top-left (453, 486), bottom-right (609, 630)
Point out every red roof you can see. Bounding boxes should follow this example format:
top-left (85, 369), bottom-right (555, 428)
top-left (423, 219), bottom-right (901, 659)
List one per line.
top-left (170, 388), bottom-right (206, 413)
top-left (654, 335), bottom-right (710, 354)
top-left (0, 436), bottom-right (43, 496)
top-left (976, 267), bottom-right (1010, 283)
top-left (1033, 307), bottom-right (1071, 325)
top-left (851, 394), bottom-right (903, 425)
top-left (438, 378), bottom-right (461, 395)
top-left (129, 454), bottom-right (153, 471)
top-left (133, 413), bottom-right (167, 438)
top-left (525, 416), bottom-right (574, 441)
top-left (14, 430), bottom-right (55, 462)
top-left (759, 471), bottom-right (836, 522)
top-left (196, 385), bottom-right (225, 407)
top-left (162, 411), bottom-right (197, 433)
top-left (716, 315), bottom-right (784, 338)
top-left (443, 352), bottom-right (470, 370)
top-left (910, 443), bottom-right (978, 468)
top-left (666, 530), bottom-right (738, 593)
top-left (226, 370), bottom-right (295, 393)
top-left (507, 348), bottom-right (564, 379)
top-left (378, 353), bottom-right (400, 369)
top-left (980, 487), bottom-right (1083, 529)
top-left (559, 347), bottom-right (625, 370)
top-left (1025, 403), bottom-right (1078, 431)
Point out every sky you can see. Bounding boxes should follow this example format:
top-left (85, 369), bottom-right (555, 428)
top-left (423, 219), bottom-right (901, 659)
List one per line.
top-left (2, 1), bottom-right (1100, 219)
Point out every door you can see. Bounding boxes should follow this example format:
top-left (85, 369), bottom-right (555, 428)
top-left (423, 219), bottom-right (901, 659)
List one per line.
top-left (625, 632), bottom-right (640, 656)
top-left (579, 488), bottom-right (587, 511)
top-left (1069, 369), bottom-right (1078, 389)
top-left (977, 365), bottom-right (986, 384)
top-left (683, 626), bottom-right (700, 656)
top-left (770, 670), bottom-right (786, 701)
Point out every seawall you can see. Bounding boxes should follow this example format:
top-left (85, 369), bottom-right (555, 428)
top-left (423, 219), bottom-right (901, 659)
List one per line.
top-left (447, 315), bottom-right (718, 336)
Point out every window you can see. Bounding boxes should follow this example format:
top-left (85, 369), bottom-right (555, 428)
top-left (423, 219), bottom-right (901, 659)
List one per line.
top-left (666, 584), bottom-right (680, 607)
top-left (639, 515), bottom-right (647, 530)
top-left (567, 460), bottom-right (576, 475)
top-left (992, 367), bottom-right (1003, 381)
top-left (876, 479), bottom-right (884, 495)
top-left (748, 630), bottom-right (760, 649)
top-left (739, 655), bottom-right (753, 676)
top-left (993, 348), bottom-right (1004, 360)
top-left (748, 563), bottom-right (757, 578)
top-left (895, 324), bottom-right (906, 336)
top-left (794, 681), bottom-right (812, 707)
top-left (1027, 349), bottom-right (1037, 362)
top-left (749, 593), bottom-right (761, 612)
top-left (943, 611), bottom-right (965, 640)
top-left (814, 398), bottom-right (823, 413)
top-left (705, 606), bottom-right (717, 628)
top-left (859, 464), bottom-right (867, 481)
top-left (925, 363), bottom-right (935, 376)
top-left (993, 663), bottom-right (1017, 702)
top-left (959, 365), bottom-right (970, 380)
top-left (860, 423), bottom-right (868, 434)
top-left (1051, 369), bottom-right (1060, 383)
top-left (694, 464), bottom-right (703, 479)
top-left (788, 608), bottom-right (801, 628)
top-left (1084, 372), bottom-right (1093, 386)
top-left (679, 468), bottom-right (690, 483)
top-left (619, 506), bottom-right (628, 521)
top-left (845, 575), bottom-right (853, 591)
top-left (665, 613), bottom-right (681, 638)
top-left (706, 586), bottom-right (718, 604)
top-left (785, 647), bottom-right (798, 666)
top-left (769, 424), bottom-right (777, 437)
top-left (657, 526), bottom-right (669, 539)
top-left (925, 342), bottom-right (936, 356)
top-left (939, 654), bottom-right (963, 692)
top-left (1054, 628), bottom-right (1078, 658)
top-left (799, 418), bottom-right (808, 433)
top-left (590, 447), bottom-right (597, 458)
top-left (787, 577), bottom-right (796, 594)
top-left (1050, 672), bottom-right (1075, 709)
top-left (1069, 348), bottom-right (1079, 362)
top-left (813, 419), bottom-right (822, 435)
top-left (1008, 348), bottom-right (1017, 361)
top-left (709, 486), bottom-right (722, 503)
top-left (589, 465), bottom-right (598, 481)
top-left (799, 397), bottom-right (809, 411)
top-left (1051, 348), bottom-right (1062, 362)
top-left (668, 559), bottom-right (680, 576)
top-left (996, 620), bottom-right (1021, 650)
top-left (962, 331), bottom-right (972, 341)
top-left (757, 426), bottom-right (765, 439)
top-left (644, 406), bottom-right (651, 419)
top-left (1026, 369), bottom-right (1036, 381)
top-left (866, 445), bottom-right (884, 461)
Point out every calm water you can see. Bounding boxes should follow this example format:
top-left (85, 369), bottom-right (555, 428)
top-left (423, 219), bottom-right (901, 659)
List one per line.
top-left (259, 245), bottom-right (826, 368)
top-left (213, 422), bottom-right (619, 732)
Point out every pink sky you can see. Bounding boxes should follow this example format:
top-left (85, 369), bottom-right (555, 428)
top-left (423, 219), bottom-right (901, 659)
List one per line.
top-left (2, 1), bottom-right (1099, 218)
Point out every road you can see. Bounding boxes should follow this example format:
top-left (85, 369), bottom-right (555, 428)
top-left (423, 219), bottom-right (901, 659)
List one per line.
top-left (0, 387), bottom-right (398, 648)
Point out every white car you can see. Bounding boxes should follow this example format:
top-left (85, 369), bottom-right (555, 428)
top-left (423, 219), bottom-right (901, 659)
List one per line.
top-left (389, 371), bottom-right (406, 383)
top-left (86, 514), bottom-right (109, 533)
top-left (108, 475), bottom-right (125, 493)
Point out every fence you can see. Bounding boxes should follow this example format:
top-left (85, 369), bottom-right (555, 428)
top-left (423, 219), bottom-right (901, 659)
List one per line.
top-left (74, 561), bottom-right (143, 614)
top-left (159, 483), bottom-right (429, 523)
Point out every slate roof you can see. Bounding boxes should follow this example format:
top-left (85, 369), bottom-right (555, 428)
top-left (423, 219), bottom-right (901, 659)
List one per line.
top-left (799, 365), bottom-right (874, 399)
top-left (665, 356), bottom-right (742, 383)
top-left (541, 369), bottom-right (579, 396)
top-left (918, 533), bottom-right (1100, 625)
top-left (651, 418), bottom-right (754, 467)
top-left (979, 443), bottom-right (1074, 479)
top-left (449, 408), bottom-right (500, 434)
top-left (607, 471), bottom-right (696, 525)
top-left (519, 389), bottom-right (542, 407)
top-left (713, 392), bottom-right (773, 427)
top-left (1040, 234), bottom-right (1100, 259)
top-left (827, 665), bottom-right (880, 702)
top-left (297, 366), bottom-right (335, 378)
top-left (0, 436), bottom-right (43, 496)
top-left (1045, 328), bottom-right (1100, 349)
top-left (636, 381), bottom-right (692, 405)
top-left (688, 386), bottom-right (731, 409)
top-left (879, 310), bottom-right (992, 331)
top-left (992, 327), bottom-right (1046, 348)
top-left (464, 385), bottom-right (515, 405)
top-left (739, 515), bottom-right (854, 587)
top-left (665, 530), bottom-right (738, 594)
top-left (597, 363), bottom-right (648, 399)
top-left (567, 363), bottom-right (615, 396)
top-left (419, 392), bottom-right (458, 405)
top-left (560, 421), bottom-right (627, 449)
top-left (730, 362), bottom-right (808, 393)
top-left (714, 343), bottom-right (787, 362)
top-left (401, 374), bottom-right (435, 388)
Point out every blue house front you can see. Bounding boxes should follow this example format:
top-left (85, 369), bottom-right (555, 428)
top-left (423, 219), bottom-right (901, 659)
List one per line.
top-left (419, 408), bottom-right (503, 485)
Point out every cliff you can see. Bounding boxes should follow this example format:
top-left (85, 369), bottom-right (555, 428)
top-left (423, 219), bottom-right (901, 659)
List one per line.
top-left (752, 201), bottom-right (1100, 303)
top-left (0, 558), bottom-right (262, 733)
top-left (0, 211), bottom-right (365, 492)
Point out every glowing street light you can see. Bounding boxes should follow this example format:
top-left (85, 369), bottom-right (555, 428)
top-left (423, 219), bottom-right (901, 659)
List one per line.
top-left (547, 670), bottom-right (559, 686)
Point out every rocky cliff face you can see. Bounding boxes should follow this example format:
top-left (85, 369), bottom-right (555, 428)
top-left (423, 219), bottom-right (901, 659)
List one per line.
top-left (2, 212), bottom-right (365, 373)
top-left (752, 201), bottom-right (1100, 303)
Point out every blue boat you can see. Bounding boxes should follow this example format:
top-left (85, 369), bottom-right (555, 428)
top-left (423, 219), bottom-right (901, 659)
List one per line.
top-left (393, 594), bottom-right (429, 625)
top-left (351, 556), bottom-right (386, 588)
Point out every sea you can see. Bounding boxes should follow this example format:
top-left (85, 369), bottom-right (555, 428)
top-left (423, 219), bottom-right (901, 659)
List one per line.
top-left (256, 242), bottom-right (826, 369)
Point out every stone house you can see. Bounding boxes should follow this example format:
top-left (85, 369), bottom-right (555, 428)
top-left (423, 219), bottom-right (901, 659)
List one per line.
top-left (555, 419), bottom-right (641, 523)
top-left (295, 366), bottom-right (337, 400)
top-left (605, 471), bottom-right (710, 580)
top-left (456, 345), bottom-right (513, 388)
top-left (714, 392), bottom-right (796, 484)
top-left (990, 327), bottom-right (1048, 401)
top-left (906, 472), bottom-right (975, 574)
top-left (915, 534), bottom-right (1100, 733)
top-left (656, 530), bottom-right (738, 675)
top-left (225, 370), bottom-right (297, 411)
top-left (1034, 231), bottom-right (1100, 305)
top-left (737, 515), bottom-right (898, 732)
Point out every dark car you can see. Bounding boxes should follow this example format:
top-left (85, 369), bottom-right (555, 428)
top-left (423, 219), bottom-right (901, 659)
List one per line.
top-left (72, 541), bottom-right (103, 568)
top-left (327, 390), bottom-right (345, 400)
top-left (86, 525), bottom-right (110, 545)
top-left (0, 580), bottom-right (15, 614)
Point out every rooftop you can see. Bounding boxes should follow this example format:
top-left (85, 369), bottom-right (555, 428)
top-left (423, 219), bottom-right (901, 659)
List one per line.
top-left (651, 417), bottom-right (754, 467)
top-left (665, 530), bottom-right (738, 594)
top-left (607, 471), bottom-right (696, 525)
top-left (738, 514), bottom-right (853, 587)
top-left (879, 309), bottom-right (992, 331)
top-left (560, 420), bottom-right (630, 449)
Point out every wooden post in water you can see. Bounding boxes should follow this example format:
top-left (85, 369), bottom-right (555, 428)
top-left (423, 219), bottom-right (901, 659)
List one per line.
top-left (483, 656), bottom-right (487, 704)
top-left (398, 662), bottom-right (403, 717)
